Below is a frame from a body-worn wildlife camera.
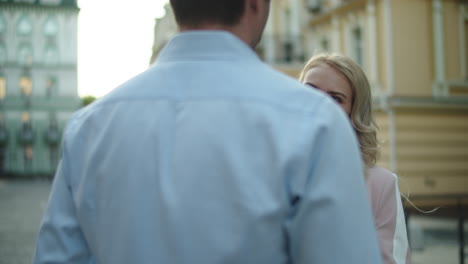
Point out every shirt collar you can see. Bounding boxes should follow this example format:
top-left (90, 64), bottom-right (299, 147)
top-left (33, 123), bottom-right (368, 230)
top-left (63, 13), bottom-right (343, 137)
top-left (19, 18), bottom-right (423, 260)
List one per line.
top-left (155, 30), bottom-right (261, 63)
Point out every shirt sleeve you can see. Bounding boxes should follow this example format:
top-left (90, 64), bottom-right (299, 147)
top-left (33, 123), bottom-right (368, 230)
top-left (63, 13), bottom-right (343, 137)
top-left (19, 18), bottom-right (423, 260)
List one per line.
top-left (285, 102), bottom-right (382, 264)
top-left (374, 173), bottom-right (411, 264)
top-left (32, 139), bottom-right (94, 264)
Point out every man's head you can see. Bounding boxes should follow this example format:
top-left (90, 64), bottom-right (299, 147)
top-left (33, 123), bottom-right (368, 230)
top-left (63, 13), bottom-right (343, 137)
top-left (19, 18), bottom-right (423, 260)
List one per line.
top-left (170, 0), bottom-right (270, 48)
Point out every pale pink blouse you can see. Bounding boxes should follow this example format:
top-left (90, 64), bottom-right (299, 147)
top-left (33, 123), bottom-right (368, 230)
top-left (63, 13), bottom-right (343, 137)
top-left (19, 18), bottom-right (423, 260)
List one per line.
top-left (366, 167), bottom-right (411, 264)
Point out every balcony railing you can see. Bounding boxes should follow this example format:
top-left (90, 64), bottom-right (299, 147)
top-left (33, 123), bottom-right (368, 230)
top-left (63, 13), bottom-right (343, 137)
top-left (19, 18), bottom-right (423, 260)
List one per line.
top-left (257, 34), bottom-right (306, 65)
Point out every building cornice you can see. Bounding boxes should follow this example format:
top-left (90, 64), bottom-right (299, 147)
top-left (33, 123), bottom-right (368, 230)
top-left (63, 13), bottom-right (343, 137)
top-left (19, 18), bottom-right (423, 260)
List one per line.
top-left (0, 96), bottom-right (81, 111)
top-left (309, 0), bottom-right (366, 27)
top-left (0, 3), bottom-right (79, 12)
top-left (0, 63), bottom-right (78, 71)
top-left (374, 96), bottom-right (468, 111)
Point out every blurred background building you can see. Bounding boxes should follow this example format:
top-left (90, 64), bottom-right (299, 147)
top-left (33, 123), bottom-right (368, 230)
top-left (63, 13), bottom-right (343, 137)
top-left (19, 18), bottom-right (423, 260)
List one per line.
top-left (152, 0), bottom-right (467, 263)
top-left (0, 0), bottom-right (81, 178)
top-left (150, 3), bottom-right (176, 65)
top-left (286, 1), bottom-right (468, 263)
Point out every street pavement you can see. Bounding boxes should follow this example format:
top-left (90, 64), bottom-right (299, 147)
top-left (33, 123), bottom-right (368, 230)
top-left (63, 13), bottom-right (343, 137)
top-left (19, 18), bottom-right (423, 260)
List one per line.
top-left (0, 179), bottom-right (464, 264)
top-left (0, 179), bottom-right (51, 264)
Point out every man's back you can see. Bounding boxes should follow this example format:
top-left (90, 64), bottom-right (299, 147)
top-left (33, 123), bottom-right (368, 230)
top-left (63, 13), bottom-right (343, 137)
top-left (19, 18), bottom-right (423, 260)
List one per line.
top-left (34, 31), bottom-right (381, 263)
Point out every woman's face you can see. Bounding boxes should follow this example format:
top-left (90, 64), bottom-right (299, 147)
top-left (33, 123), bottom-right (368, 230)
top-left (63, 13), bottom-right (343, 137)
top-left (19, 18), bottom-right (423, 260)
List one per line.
top-left (303, 63), bottom-right (353, 116)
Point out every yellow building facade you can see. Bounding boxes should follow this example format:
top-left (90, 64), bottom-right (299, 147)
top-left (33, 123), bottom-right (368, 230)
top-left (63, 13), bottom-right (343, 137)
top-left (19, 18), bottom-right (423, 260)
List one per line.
top-left (258, 2), bottom-right (468, 260)
top-left (260, 0), bottom-right (468, 208)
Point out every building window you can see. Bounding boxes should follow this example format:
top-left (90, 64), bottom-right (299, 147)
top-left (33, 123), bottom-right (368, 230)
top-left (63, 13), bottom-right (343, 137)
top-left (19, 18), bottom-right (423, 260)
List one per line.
top-left (45, 113), bottom-right (60, 169)
top-left (0, 43), bottom-right (6, 65)
top-left (284, 41), bottom-right (293, 63)
top-left (44, 45), bottom-right (59, 65)
top-left (21, 112), bottom-right (30, 123)
top-left (45, 76), bottom-right (56, 97)
top-left (17, 15), bottom-right (32, 36)
top-left (19, 76), bottom-right (32, 97)
top-left (43, 16), bottom-right (58, 37)
top-left (352, 26), bottom-right (364, 67)
top-left (17, 44), bottom-right (33, 66)
top-left (321, 38), bottom-right (329, 52)
top-left (0, 112), bottom-right (9, 152)
top-left (24, 145), bottom-right (33, 171)
top-left (20, 112), bottom-right (35, 172)
top-left (282, 8), bottom-right (293, 63)
top-left (0, 14), bottom-right (6, 34)
top-left (307, 0), bottom-right (323, 14)
top-left (0, 76), bottom-right (6, 100)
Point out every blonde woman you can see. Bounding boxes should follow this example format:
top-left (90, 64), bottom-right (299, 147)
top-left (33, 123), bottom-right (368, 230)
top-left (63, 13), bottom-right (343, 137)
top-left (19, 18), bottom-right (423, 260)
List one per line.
top-left (299, 53), bottom-right (411, 264)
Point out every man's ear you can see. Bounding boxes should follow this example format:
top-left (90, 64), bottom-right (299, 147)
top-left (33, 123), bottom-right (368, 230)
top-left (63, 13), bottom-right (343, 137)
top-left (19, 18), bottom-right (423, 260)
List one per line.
top-left (246, 0), bottom-right (260, 14)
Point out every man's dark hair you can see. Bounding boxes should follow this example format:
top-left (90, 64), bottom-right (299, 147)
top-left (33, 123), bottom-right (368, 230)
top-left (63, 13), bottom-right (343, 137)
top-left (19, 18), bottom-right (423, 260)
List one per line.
top-left (170, 0), bottom-right (246, 27)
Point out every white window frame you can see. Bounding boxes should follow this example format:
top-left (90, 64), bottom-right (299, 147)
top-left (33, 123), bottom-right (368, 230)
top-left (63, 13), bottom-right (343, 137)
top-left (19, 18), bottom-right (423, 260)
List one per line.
top-left (311, 26), bottom-right (331, 56)
top-left (331, 16), bottom-right (340, 52)
top-left (43, 15), bottom-right (59, 37)
top-left (304, 27), bottom-right (316, 59)
top-left (345, 13), bottom-right (366, 70)
top-left (17, 14), bottom-right (33, 36)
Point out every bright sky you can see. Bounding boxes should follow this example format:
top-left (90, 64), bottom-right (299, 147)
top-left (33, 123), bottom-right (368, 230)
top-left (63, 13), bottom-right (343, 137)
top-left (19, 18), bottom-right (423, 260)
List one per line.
top-left (77, 0), bottom-right (169, 97)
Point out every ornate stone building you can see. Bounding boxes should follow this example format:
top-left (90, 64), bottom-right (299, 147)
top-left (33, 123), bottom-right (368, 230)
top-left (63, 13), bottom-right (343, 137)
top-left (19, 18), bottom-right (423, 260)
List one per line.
top-left (0, 0), bottom-right (81, 177)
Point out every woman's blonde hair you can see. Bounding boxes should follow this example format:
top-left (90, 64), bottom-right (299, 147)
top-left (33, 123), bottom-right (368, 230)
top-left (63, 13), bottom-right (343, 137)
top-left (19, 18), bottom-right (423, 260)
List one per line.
top-left (299, 53), bottom-right (380, 169)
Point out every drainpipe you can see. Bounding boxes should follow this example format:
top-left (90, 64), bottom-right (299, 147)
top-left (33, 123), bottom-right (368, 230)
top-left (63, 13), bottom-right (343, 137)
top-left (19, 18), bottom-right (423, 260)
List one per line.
top-left (384, 0), bottom-right (397, 172)
top-left (367, 0), bottom-right (382, 102)
top-left (460, 5), bottom-right (466, 80)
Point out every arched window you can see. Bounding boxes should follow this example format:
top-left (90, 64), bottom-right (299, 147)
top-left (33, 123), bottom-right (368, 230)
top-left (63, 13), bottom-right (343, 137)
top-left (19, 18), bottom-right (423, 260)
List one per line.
top-left (43, 16), bottom-right (59, 37)
top-left (17, 15), bottom-right (33, 36)
top-left (17, 44), bottom-right (33, 66)
top-left (44, 45), bottom-right (59, 65)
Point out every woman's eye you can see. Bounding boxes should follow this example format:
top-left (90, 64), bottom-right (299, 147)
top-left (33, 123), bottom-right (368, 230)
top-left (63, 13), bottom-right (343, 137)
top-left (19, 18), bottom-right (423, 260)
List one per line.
top-left (305, 83), bottom-right (319, 90)
top-left (331, 95), bottom-right (343, 104)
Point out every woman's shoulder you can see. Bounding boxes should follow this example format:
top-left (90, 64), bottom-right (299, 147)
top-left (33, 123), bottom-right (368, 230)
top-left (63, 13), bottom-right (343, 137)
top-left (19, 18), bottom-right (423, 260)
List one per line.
top-left (366, 166), bottom-right (398, 190)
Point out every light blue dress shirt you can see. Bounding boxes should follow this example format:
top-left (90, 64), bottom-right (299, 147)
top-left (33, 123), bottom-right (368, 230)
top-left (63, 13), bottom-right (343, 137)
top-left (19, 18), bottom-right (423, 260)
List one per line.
top-left (33, 31), bottom-right (381, 264)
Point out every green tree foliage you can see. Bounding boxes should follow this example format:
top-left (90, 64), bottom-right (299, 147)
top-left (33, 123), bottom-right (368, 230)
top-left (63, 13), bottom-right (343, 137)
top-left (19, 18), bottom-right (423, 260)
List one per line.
top-left (81, 95), bottom-right (96, 107)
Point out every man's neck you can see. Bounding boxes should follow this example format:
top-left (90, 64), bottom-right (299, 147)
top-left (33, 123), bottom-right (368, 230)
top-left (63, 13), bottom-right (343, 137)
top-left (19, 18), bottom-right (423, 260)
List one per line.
top-left (178, 24), bottom-right (254, 49)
